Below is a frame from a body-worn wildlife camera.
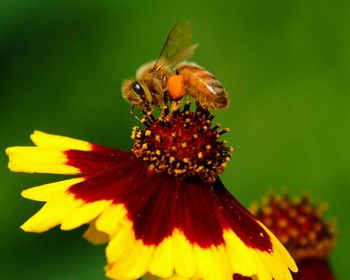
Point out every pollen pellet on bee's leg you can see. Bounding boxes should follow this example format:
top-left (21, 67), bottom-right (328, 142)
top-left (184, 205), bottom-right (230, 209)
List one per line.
top-left (167, 75), bottom-right (185, 100)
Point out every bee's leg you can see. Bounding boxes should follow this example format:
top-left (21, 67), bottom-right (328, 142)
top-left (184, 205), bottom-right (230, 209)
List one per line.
top-left (130, 104), bottom-right (136, 116)
top-left (163, 90), bottom-right (169, 107)
top-left (183, 100), bottom-right (191, 111)
top-left (130, 104), bottom-right (138, 119)
top-left (140, 116), bottom-right (153, 127)
top-left (161, 74), bottom-right (170, 116)
top-left (142, 108), bottom-right (156, 122)
top-left (162, 90), bottom-right (170, 116)
top-left (170, 100), bottom-right (182, 112)
top-left (130, 105), bottom-right (152, 126)
top-left (134, 106), bottom-right (156, 127)
top-left (130, 105), bottom-right (144, 123)
top-left (195, 101), bottom-right (210, 118)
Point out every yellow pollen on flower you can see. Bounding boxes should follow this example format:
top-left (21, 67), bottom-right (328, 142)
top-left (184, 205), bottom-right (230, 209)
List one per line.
top-left (145, 130), bottom-right (152, 136)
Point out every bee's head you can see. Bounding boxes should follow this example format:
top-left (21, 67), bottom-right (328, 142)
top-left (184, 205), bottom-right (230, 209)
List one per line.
top-left (122, 79), bottom-right (152, 111)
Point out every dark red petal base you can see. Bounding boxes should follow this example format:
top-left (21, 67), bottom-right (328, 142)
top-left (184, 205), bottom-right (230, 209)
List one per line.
top-left (66, 146), bottom-right (272, 251)
top-left (233, 274), bottom-right (252, 280)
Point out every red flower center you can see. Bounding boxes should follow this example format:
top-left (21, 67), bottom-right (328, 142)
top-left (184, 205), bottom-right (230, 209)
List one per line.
top-left (132, 103), bottom-right (232, 183)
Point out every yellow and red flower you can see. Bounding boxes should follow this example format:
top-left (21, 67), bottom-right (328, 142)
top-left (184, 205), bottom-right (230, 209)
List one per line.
top-left (6, 105), bottom-right (297, 280)
top-left (249, 193), bottom-right (337, 280)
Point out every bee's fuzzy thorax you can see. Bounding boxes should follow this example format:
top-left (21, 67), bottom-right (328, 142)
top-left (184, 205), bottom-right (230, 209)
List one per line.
top-left (135, 60), bottom-right (157, 79)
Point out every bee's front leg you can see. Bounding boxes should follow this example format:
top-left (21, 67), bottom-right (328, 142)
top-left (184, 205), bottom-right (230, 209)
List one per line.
top-left (160, 74), bottom-right (171, 116)
top-left (142, 107), bottom-right (156, 122)
top-left (162, 90), bottom-right (170, 116)
top-left (130, 105), bottom-right (143, 123)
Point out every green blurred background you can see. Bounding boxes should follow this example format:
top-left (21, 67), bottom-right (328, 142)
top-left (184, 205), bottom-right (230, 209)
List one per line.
top-left (1, 0), bottom-right (349, 279)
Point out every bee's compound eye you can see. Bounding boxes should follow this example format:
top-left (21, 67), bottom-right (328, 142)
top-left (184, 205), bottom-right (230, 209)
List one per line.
top-left (131, 81), bottom-right (145, 96)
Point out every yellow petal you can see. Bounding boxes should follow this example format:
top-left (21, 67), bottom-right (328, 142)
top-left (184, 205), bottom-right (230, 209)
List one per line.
top-left (21, 193), bottom-right (82, 232)
top-left (95, 204), bottom-right (127, 238)
top-left (6, 147), bottom-right (79, 174)
top-left (105, 219), bottom-right (134, 263)
top-left (193, 245), bottom-right (232, 280)
top-left (266, 227), bottom-right (297, 273)
top-left (172, 230), bottom-right (196, 278)
top-left (149, 236), bottom-right (173, 278)
top-left (223, 230), bottom-right (257, 276)
top-left (106, 224), bottom-right (154, 280)
top-left (61, 200), bottom-right (111, 230)
top-left (83, 221), bottom-right (109, 245)
top-left (30, 130), bottom-right (91, 151)
top-left (223, 223), bottom-right (297, 280)
top-left (21, 177), bottom-right (84, 202)
top-left (165, 275), bottom-right (191, 280)
top-left (253, 222), bottom-right (297, 280)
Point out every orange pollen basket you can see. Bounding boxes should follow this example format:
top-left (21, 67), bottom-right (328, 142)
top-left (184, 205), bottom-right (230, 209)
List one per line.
top-left (167, 75), bottom-right (185, 100)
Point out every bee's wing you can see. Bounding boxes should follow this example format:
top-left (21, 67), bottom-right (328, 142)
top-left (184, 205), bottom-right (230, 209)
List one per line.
top-left (151, 22), bottom-right (198, 73)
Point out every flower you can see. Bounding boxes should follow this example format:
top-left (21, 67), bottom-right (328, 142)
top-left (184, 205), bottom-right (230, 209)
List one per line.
top-left (248, 193), bottom-right (337, 280)
top-left (6, 103), bottom-right (296, 280)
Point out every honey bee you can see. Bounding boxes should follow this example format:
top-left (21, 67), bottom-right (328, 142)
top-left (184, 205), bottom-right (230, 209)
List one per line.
top-left (122, 22), bottom-right (228, 113)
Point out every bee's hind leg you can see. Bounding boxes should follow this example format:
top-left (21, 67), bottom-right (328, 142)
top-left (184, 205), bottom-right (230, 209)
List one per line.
top-left (163, 88), bottom-right (182, 114)
top-left (195, 101), bottom-right (210, 117)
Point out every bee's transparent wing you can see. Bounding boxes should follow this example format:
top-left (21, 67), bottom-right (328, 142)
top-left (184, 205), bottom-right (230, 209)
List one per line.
top-left (151, 22), bottom-right (198, 72)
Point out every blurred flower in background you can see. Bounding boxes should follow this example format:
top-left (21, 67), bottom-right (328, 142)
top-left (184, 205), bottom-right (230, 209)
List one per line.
top-left (246, 192), bottom-right (337, 280)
